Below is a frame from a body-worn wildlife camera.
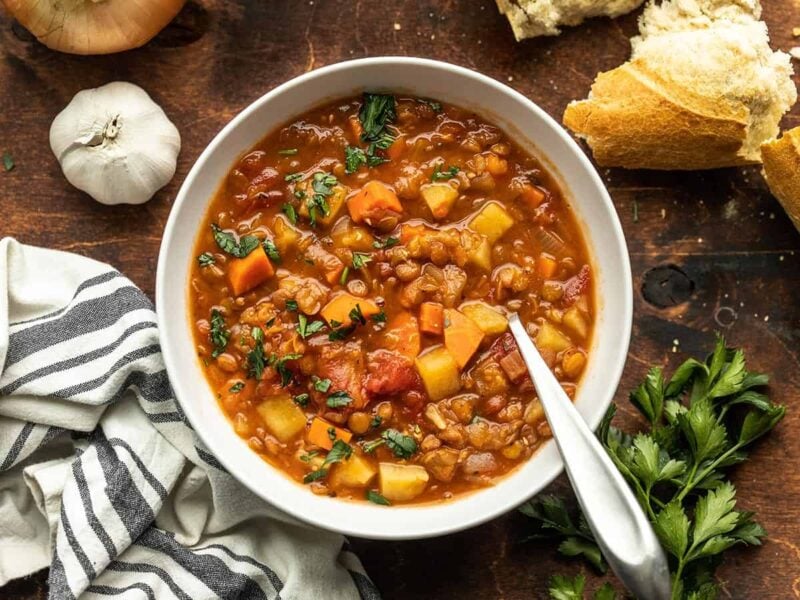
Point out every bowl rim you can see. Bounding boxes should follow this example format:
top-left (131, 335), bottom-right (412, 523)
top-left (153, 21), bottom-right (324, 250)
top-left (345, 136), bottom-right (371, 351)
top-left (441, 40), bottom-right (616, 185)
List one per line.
top-left (156, 56), bottom-right (633, 539)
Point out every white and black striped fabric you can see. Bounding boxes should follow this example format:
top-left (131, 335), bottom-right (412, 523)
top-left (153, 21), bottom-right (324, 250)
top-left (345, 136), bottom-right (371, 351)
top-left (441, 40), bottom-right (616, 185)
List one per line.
top-left (0, 238), bottom-right (379, 600)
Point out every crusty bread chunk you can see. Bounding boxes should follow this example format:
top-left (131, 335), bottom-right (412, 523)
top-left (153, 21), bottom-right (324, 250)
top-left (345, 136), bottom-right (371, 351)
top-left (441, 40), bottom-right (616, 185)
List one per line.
top-left (496, 0), bottom-right (644, 40)
top-left (563, 0), bottom-right (796, 170)
top-left (762, 127), bottom-right (800, 232)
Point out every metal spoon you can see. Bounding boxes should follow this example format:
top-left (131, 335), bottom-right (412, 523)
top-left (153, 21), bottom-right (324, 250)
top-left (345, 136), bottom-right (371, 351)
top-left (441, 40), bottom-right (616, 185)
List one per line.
top-left (508, 314), bottom-right (671, 600)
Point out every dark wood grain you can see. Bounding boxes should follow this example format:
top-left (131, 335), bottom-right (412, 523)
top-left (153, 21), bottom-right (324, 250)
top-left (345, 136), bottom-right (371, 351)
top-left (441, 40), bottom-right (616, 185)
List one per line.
top-left (2, 1), bottom-right (799, 598)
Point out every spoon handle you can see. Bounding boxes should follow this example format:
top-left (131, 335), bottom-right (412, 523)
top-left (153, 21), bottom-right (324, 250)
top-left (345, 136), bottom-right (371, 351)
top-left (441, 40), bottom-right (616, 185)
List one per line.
top-left (508, 315), bottom-right (671, 600)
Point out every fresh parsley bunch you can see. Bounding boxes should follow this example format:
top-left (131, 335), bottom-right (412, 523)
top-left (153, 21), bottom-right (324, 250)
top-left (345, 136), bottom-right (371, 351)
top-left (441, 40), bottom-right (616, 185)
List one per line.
top-left (520, 336), bottom-right (785, 600)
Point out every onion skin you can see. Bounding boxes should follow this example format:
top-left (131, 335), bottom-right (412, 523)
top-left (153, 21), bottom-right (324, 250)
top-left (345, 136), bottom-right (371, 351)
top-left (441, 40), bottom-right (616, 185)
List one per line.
top-left (3, 0), bottom-right (187, 55)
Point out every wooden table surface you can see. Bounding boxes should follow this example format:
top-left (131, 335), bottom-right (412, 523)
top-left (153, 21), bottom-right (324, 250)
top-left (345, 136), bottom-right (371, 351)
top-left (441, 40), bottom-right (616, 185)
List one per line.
top-left (2, 1), bottom-right (799, 598)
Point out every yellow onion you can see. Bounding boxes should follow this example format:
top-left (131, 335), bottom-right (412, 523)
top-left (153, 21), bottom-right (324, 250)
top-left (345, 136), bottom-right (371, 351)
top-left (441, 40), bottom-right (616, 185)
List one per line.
top-left (3, 0), bottom-right (186, 55)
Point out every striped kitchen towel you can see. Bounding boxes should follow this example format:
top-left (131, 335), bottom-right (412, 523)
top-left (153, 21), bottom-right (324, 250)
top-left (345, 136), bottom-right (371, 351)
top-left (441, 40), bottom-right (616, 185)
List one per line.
top-left (0, 238), bottom-right (379, 600)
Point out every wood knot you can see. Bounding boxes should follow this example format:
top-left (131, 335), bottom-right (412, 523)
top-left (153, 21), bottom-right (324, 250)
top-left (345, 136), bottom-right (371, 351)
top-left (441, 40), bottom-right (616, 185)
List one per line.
top-left (641, 265), bottom-right (694, 308)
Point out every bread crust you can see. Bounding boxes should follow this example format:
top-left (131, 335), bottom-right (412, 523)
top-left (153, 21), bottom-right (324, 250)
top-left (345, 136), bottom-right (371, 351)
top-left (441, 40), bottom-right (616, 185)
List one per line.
top-left (563, 60), bottom-right (754, 170)
top-left (761, 127), bottom-right (800, 232)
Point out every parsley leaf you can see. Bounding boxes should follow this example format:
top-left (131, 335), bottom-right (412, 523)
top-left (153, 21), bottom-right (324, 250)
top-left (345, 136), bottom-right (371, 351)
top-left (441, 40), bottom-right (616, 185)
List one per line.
top-left (548, 574), bottom-right (585, 600)
top-left (417, 98), bottom-right (443, 113)
top-left (2, 152), bottom-right (14, 172)
top-left (352, 252), bottom-right (372, 269)
top-left (282, 203), bottom-right (298, 225)
top-left (431, 164), bottom-right (459, 182)
top-left (278, 148), bottom-right (298, 156)
top-left (246, 326), bottom-right (266, 379)
top-left (306, 172), bottom-right (337, 226)
top-left (345, 146), bottom-right (367, 174)
top-left (286, 300), bottom-right (298, 312)
top-left (211, 224), bottom-right (260, 258)
top-left (371, 310), bottom-right (387, 324)
top-left (303, 469), bottom-right (328, 483)
top-left (293, 393), bottom-right (310, 407)
top-left (197, 252), bottom-right (215, 267)
top-left (209, 309), bottom-right (230, 358)
top-left (272, 353), bottom-right (301, 387)
top-left (229, 381), bottom-right (245, 393)
top-left (322, 439), bottom-right (353, 467)
top-left (373, 236), bottom-right (400, 249)
top-left (285, 172), bottom-right (303, 183)
top-left (521, 335), bottom-right (785, 599)
top-left (381, 429), bottom-right (417, 459)
top-left (359, 93), bottom-right (397, 142)
top-left (366, 490), bottom-right (391, 506)
top-left (326, 390), bottom-right (353, 408)
top-left (296, 314), bottom-right (326, 339)
top-left (349, 304), bottom-right (366, 326)
top-left (262, 240), bottom-right (281, 262)
top-left (313, 377), bottom-right (332, 393)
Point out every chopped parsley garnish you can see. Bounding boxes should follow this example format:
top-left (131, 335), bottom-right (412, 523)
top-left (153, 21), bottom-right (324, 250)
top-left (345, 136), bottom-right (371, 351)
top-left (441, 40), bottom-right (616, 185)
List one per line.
top-left (326, 390), bottom-right (353, 408)
top-left (211, 224), bottom-right (260, 258)
top-left (282, 203), bottom-right (298, 225)
top-left (327, 426), bottom-right (337, 441)
top-left (373, 236), bottom-right (400, 249)
top-left (382, 429), bottom-right (418, 458)
top-left (265, 317), bottom-right (276, 328)
top-left (229, 381), bottom-right (245, 393)
top-left (278, 148), bottom-right (298, 156)
top-left (286, 299), bottom-right (298, 312)
top-left (366, 490), bottom-right (391, 506)
top-left (270, 353), bottom-right (301, 387)
top-left (349, 304), bottom-right (367, 326)
top-left (293, 393), bottom-right (310, 407)
top-left (296, 314), bottom-right (326, 339)
top-left (328, 324), bottom-right (356, 341)
top-left (262, 240), bottom-right (281, 262)
top-left (359, 93), bottom-right (397, 142)
top-left (246, 326), bottom-right (267, 379)
top-left (431, 164), bottom-right (459, 182)
top-left (345, 145), bottom-right (367, 174)
top-left (307, 172), bottom-right (337, 226)
top-left (352, 252), bottom-right (372, 269)
top-left (209, 309), bottom-right (229, 358)
top-left (362, 438), bottom-right (385, 454)
top-left (303, 469), bottom-right (328, 483)
top-left (339, 266), bottom-right (350, 286)
top-left (299, 451), bottom-right (319, 463)
top-left (2, 152), bottom-right (14, 172)
top-left (197, 252), bottom-right (215, 267)
top-left (370, 415), bottom-right (382, 428)
top-left (371, 310), bottom-right (387, 324)
top-left (313, 377), bottom-right (332, 393)
top-left (322, 439), bottom-right (353, 467)
top-left (285, 172), bottom-right (303, 183)
top-left (294, 190), bottom-right (306, 200)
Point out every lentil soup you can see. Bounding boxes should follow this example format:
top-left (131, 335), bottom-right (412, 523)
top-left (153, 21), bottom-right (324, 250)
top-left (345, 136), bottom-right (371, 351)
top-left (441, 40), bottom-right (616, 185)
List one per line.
top-left (189, 93), bottom-right (594, 505)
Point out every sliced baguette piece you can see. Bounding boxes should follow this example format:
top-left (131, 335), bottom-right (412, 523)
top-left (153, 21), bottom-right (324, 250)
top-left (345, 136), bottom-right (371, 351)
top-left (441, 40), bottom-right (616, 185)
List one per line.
top-left (496, 0), bottom-right (644, 41)
top-left (761, 127), bottom-right (800, 232)
top-left (563, 0), bottom-right (796, 170)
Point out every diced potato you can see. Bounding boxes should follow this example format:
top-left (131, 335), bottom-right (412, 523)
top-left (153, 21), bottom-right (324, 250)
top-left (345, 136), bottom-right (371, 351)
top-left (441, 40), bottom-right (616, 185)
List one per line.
top-left (467, 236), bottom-right (492, 271)
top-left (562, 306), bottom-right (589, 339)
top-left (459, 302), bottom-right (508, 335)
top-left (535, 321), bottom-right (572, 353)
top-left (421, 183), bottom-right (459, 219)
top-left (320, 293), bottom-right (380, 327)
top-left (415, 346), bottom-right (461, 401)
top-left (379, 463), bottom-right (429, 502)
top-left (443, 309), bottom-right (485, 368)
top-left (468, 201), bottom-right (514, 244)
top-left (330, 453), bottom-right (377, 488)
top-left (271, 214), bottom-right (301, 250)
top-left (331, 219), bottom-right (375, 251)
top-left (256, 394), bottom-right (307, 442)
top-left (299, 184), bottom-right (348, 226)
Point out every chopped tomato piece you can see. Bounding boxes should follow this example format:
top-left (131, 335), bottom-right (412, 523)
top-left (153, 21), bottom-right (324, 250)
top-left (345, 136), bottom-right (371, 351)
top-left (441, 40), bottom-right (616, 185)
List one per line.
top-left (383, 311), bottom-right (421, 360)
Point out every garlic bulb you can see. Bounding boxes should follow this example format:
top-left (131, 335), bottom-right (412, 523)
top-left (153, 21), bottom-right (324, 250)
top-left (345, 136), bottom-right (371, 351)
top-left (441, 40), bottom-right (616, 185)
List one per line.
top-left (50, 81), bottom-right (181, 206)
top-left (3, 0), bottom-right (186, 55)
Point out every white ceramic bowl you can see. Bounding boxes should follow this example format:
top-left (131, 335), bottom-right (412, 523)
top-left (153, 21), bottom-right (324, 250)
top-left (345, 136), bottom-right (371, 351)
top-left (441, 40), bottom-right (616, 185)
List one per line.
top-left (156, 57), bottom-right (632, 540)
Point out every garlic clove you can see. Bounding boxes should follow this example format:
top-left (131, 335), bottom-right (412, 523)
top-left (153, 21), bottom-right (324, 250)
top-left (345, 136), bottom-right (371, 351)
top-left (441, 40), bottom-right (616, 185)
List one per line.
top-left (4, 0), bottom-right (186, 55)
top-left (50, 81), bottom-right (181, 206)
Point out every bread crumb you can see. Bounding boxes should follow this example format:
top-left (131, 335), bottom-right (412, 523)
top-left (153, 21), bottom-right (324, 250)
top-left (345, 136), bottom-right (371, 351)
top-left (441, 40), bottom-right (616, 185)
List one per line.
top-left (790, 47), bottom-right (800, 60)
top-left (793, 27), bottom-right (800, 37)
top-left (764, 315), bottom-right (770, 322)
top-left (393, 22), bottom-right (401, 31)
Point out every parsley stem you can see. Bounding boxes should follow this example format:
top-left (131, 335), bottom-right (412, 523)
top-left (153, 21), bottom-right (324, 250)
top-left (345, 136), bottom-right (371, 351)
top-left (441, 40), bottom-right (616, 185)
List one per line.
top-left (674, 441), bottom-right (745, 503)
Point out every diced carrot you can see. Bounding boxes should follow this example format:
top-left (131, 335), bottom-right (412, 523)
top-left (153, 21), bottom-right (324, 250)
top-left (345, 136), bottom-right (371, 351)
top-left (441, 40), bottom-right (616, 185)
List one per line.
top-left (228, 246), bottom-right (274, 296)
top-left (320, 293), bottom-right (380, 327)
top-left (307, 417), bottom-right (352, 451)
top-left (419, 302), bottom-right (444, 336)
top-left (443, 309), bottom-right (485, 368)
top-left (400, 223), bottom-right (427, 245)
top-left (387, 136), bottom-right (406, 160)
top-left (520, 184), bottom-right (546, 208)
top-left (536, 253), bottom-right (558, 278)
top-left (347, 181), bottom-right (403, 224)
top-left (348, 115), bottom-right (363, 141)
top-left (384, 311), bottom-right (421, 360)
